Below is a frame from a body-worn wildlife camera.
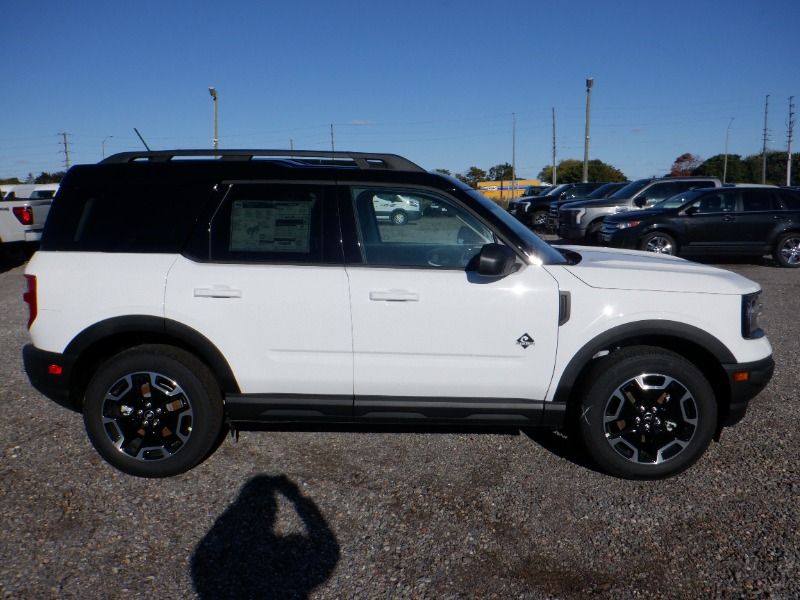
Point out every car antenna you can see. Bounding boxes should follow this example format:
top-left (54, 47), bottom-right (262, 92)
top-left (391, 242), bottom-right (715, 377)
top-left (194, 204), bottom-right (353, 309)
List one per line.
top-left (133, 128), bottom-right (152, 151)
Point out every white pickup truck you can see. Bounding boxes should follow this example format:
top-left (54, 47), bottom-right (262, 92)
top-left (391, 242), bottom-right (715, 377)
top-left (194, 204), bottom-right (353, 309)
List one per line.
top-left (0, 184), bottom-right (57, 254)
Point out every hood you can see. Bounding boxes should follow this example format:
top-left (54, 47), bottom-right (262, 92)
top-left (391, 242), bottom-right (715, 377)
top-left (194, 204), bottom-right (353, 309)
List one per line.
top-left (552, 245), bottom-right (760, 295)
top-left (604, 207), bottom-right (671, 222)
top-left (561, 197), bottom-right (629, 209)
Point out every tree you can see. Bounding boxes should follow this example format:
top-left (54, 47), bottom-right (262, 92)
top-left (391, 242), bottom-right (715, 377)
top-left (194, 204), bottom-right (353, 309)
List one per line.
top-left (487, 163), bottom-right (514, 181)
top-left (692, 154), bottom-right (747, 182)
top-left (459, 166), bottom-right (487, 189)
top-left (34, 171), bottom-right (66, 184)
top-left (433, 168), bottom-right (451, 176)
top-left (670, 153), bottom-right (702, 177)
top-left (0, 177), bottom-right (21, 185)
top-left (538, 159), bottom-right (626, 183)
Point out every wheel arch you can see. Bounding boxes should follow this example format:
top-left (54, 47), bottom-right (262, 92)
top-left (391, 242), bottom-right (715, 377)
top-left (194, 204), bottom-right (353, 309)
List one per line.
top-left (65, 316), bottom-right (240, 409)
top-left (553, 320), bottom-right (735, 429)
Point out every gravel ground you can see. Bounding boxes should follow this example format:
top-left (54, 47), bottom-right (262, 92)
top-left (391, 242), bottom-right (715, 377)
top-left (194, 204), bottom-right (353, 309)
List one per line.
top-left (0, 249), bottom-right (798, 599)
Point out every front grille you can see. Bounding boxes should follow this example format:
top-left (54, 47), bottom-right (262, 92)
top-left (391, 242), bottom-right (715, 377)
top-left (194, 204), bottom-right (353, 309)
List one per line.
top-left (560, 210), bottom-right (579, 225)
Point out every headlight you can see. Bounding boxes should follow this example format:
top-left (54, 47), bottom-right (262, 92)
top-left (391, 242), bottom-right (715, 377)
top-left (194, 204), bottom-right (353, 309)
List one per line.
top-left (615, 206), bottom-right (629, 213)
top-left (615, 220), bottom-right (642, 229)
top-left (574, 208), bottom-right (586, 224)
top-left (742, 292), bottom-right (764, 339)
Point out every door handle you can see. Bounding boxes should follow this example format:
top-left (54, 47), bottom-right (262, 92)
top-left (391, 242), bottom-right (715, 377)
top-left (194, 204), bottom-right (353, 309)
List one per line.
top-left (369, 290), bottom-right (419, 302)
top-left (193, 287), bottom-right (242, 299)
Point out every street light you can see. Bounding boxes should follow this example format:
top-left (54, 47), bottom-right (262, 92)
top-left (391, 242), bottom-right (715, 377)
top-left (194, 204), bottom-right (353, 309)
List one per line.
top-left (101, 136), bottom-right (113, 159)
top-left (582, 77), bottom-right (594, 183)
top-left (208, 87), bottom-right (219, 151)
top-left (723, 117), bottom-right (734, 184)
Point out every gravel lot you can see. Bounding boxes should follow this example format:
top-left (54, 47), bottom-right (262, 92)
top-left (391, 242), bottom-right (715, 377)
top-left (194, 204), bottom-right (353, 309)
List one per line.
top-left (0, 249), bottom-right (798, 599)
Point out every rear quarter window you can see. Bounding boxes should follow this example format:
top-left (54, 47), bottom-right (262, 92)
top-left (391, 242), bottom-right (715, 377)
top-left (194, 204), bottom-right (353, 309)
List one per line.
top-left (41, 182), bottom-right (214, 253)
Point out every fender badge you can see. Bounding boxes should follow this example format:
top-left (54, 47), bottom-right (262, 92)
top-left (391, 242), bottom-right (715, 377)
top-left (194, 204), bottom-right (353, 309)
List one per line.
top-left (517, 333), bottom-right (535, 349)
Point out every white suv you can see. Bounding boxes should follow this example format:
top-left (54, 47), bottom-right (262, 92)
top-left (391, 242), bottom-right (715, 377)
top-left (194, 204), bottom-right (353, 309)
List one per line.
top-left (22, 150), bottom-right (774, 479)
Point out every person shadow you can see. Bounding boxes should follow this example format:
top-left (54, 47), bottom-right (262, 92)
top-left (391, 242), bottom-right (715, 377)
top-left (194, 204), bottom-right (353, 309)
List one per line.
top-left (191, 474), bottom-right (340, 600)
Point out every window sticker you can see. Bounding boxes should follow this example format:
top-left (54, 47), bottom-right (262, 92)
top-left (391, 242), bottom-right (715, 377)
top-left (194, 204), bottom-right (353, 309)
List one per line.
top-left (230, 198), bottom-right (314, 253)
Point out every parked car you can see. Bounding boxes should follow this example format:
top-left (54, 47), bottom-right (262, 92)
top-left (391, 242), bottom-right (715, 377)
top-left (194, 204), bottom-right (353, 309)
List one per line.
top-left (599, 185), bottom-right (800, 266)
top-left (546, 182), bottom-right (628, 231)
top-left (0, 184), bottom-right (57, 255)
top-left (372, 192), bottom-right (422, 225)
top-left (558, 177), bottom-right (722, 242)
top-left (22, 149), bottom-right (773, 479)
top-left (508, 182), bottom-right (607, 229)
top-left (522, 184), bottom-right (552, 197)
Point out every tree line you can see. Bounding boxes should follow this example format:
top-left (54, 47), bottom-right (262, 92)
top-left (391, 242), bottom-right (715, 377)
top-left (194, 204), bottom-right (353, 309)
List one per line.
top-left (670, 151), bottom-right (798, 186)
top-left (436, 159), bottom-right (627, 188)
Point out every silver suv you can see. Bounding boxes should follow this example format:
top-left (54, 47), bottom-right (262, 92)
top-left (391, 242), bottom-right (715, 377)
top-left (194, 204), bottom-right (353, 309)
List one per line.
top-left (558, 177), bottom-right (721, 242)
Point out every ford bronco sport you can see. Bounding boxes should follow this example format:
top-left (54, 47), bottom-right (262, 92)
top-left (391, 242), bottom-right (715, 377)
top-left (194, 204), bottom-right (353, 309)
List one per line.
top-left (22, 150), bottom-right (773, 479)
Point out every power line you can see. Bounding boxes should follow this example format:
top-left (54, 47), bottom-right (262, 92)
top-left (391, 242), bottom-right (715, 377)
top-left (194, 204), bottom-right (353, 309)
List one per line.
top-left (788, 96), bottom-right (795, 186)
top-left (761, 95), bottom-right (770, 184)
top-left (58, 132), bottom-right (71, 170)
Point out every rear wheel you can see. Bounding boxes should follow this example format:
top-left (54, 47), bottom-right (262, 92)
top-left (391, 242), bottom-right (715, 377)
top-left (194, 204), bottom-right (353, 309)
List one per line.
top-left (773, 233), bottom-right (800, 267)
top-left (83, 345), bottom-right (224, 477)
top-left (578, 346), bottom-right (716, 479)
top-left (390, 209), bottom-right (408, 225)
top-left (641, 232), bottom-right (677, 255)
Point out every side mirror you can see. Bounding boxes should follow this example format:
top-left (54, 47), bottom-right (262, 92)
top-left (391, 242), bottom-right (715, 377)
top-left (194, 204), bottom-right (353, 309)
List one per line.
top-left (476, 243), bottom-right (517, 277)
top-left (684, 206), bottom-right (699, 216)
top-left (634, 197), bottom-right (648, 208)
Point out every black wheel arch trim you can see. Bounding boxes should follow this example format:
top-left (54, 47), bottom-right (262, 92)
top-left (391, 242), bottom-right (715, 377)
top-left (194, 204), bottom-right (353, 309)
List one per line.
top-left (551, 320), bottom-right (736, 405)
top-left (64, 315), bottom-right (240, 394)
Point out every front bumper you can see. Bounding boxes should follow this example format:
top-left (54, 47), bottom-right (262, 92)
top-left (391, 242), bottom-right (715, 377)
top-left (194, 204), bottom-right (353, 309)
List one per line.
top-left (720, 355), bottom-right (774, 426)
top-left (23, 344), bottom-right (80, 412)
top-left (598, 228), bottom-right (640, 248)
top-left (558, 224), bottom-right (586, 240)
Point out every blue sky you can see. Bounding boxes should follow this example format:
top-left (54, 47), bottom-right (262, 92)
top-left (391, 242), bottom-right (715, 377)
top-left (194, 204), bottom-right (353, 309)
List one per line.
top-left (2, 0), bottom-right (798, 181)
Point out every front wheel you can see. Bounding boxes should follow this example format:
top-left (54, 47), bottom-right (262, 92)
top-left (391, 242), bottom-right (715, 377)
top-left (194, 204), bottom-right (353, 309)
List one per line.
top-left (773, 232), bottom-right (800, 267)
top-left (578, 346), bottom-right (717, 479)
top-left (641, 232), bottom-right (677, 255)
top-left (530, 209), bottom-right (548, 230)
top-left (83, 345), bottom-right (224, 477)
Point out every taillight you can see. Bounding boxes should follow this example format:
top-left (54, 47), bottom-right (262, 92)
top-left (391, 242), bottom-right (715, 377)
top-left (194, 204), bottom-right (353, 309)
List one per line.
top-left (23, 275), bottom-right (37, 328)
top-left (13, 206), bottom-right (33, 225)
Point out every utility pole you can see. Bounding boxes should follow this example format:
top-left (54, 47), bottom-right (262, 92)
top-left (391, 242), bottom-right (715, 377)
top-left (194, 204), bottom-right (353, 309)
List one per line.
top-left (511, 112), bottom-right (516, 201)
top-left (762, 94), bottom-right (770, 184)
top-left (330, 124), bottom-right (335, 153)
top-left (787, 96), bottom-right (795, 186)
top-left (723, 117), bottom-right (734, 184)
top-left (582, 77), bottom-right (593, 183)
top-left (59, 132), bottom-right (71, 170)
top-left (208, 87), bottom-right (219, 151)
top-left (551, 107), bottom-right (557, 185)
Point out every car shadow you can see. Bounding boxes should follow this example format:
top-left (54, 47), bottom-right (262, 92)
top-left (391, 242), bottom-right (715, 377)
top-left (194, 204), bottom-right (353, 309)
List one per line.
top-left (233, 423), bottom-right (604, 476)
top-left (191, 474), bottom-right (340, 600)
top-left (521, 428), bottom-right (604, 475)
top-left (0, 245), bottom-right (33, 273)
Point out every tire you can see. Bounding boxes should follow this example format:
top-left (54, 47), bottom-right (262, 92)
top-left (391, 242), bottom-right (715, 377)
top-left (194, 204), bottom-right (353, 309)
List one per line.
top-left (586, 221), bottom-right (603, 245)
top-left (773, 232), bottom-right (800, 268)
top-left (530, 210), bottom-right (548, 230)
top-left (640, 231), bottom-right (677, 255)
top-left (83, 344), bottom-right (224, 477)
top-left (390, 210), bottom-right (408, 225)
top-left (577, 346), bottom-right (716, 479)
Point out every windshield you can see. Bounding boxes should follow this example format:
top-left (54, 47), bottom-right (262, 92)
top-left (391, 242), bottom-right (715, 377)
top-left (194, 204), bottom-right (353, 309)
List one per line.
top-left (609, 179), bottom-right (650, 200)
top-left (465, 190), bottom-right (566, 265)
top-left (586, 182), bottom-right (622, 199)
top-left (652, 190), bottom-right (704, 210)
top-left (543, 184), bottom-right (569, 197)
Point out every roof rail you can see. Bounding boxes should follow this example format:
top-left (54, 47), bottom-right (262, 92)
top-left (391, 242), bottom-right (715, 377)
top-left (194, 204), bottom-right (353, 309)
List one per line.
top-left (100, 149), bottom-right (426, 172)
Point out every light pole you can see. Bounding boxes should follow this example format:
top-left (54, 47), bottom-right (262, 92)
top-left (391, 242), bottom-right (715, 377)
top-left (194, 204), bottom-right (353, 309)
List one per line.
top-left (582, 77), bottom-right (594, 183)
top-left (723, 117), bottom-right (734, 184)
top-left (208, 87), bottom-right (219, 150)
top-left (102, 136), bottom-right (113, 159)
